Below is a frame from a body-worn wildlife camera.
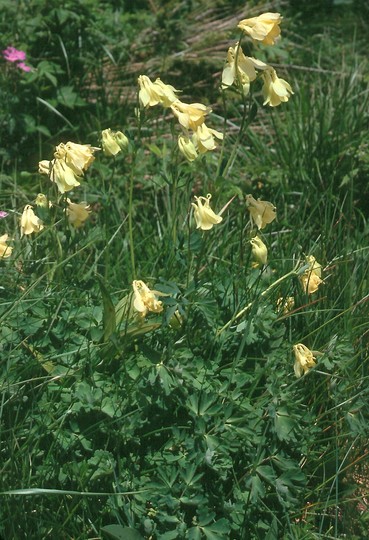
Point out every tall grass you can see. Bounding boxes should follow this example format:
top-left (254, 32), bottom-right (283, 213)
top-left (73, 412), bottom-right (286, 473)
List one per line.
top-left (0, 1), bottom-right (368, 539)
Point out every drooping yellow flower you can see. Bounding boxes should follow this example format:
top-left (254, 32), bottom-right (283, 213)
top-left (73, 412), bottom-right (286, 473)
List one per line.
top-left (238, 12), bottom-right (282, 46)
top-left (170, 100), bottom-right (210, 131)
top-left (246, 194), bottom-right (276, 230)
top-left (262, 68), bottom-right (293, 107)
top-left (293, 343), bottom-right (317, 378)
top-left (300, 255), bottom-right (323, 294)
top-left (250, 235), bottom-right (268, 265)
top-left (20, 205), bottom-right (44, 236)
top-left (178, 135), bottom-right (198, 162)
top-left (101, 129), bottom-right (128, 156)
top-left (138, 75), bottom-right (179, 108)
top-left (55, 142), bottom-right (98, 176)
top-left (65, 199), bottom-right (91, 228)
top-left (132, 280), bottom-right (164, 318)
top-left (0, 233), bottom-right (12, 258)
top-left (222, 44), bottom-right (267, 93)
top-left (192, 194), bottom-right (223, 231)
top-left (40, 158), bottom-right (81, 194)
top-left (192, 123), bottom-right (223, 154)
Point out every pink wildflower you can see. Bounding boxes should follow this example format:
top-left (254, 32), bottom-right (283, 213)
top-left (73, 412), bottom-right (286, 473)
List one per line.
top-left (2, 46), bottom-right (26, 63)
top-left (2, 46), bottom-right (31, 72)
top-left (0, 211), bottom-right (8, 219)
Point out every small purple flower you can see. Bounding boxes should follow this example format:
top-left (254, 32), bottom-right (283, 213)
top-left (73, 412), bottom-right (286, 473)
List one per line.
top-left (2, 46), bottom-right (31, 72)
top-left (0, 211), bottom-right (8, 219)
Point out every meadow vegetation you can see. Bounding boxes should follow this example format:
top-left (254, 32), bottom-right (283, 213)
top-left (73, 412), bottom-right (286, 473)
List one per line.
top-left (0, 1), bottom-right (368, 539)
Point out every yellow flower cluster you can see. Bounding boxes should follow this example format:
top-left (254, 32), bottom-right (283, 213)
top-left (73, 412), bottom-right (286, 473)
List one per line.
top-left (222, 12), bottom-right (293, 106)
top-left (138, 75), bottom-right (223, 162)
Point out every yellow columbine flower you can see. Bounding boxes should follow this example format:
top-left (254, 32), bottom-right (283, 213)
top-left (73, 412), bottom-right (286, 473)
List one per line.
top-left (170, 100), bottom-right (210, 131)
top-left (55, 141), bottom-right (98, 176)
top-left (300, 255), bottom-right (323, 295)
top-left (191, 194), bottom-right (223, 231)
top-left (222, 44), bottom-right (267, 93)
top-left (132, 280), bottom-right (164, 318)
top-left (193, 124), bottom-right (223, 154)
top-left (20, 205), bottom-right (44, 236)
top-left (293, 343), bottom-right (317, 378)
top-left (101, 129), bottom-right (122, 156)
top-left (0, 233), bottom-right (12, 258)
top-left (138, 75), bottom-right (179, 108)
top-left (178, 135), bottom-right (198, 162)
top-left (237, 12), bottom-right (282, 45)
top-left (66, 199), bottom-right (91, 228)
top-left (246, 194), bottom-right (276, 230)
top-left (250, 236), bottom-right (268, 265)
top-left (39, 158), bottom-right (81, 194)
top-left (262, 68), bottom-right (294, 107)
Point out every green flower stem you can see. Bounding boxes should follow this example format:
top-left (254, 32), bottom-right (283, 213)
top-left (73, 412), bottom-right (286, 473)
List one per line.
top-left (128, 167), bottom-right (136, 279)
top-left (217, 265), bottom-right (300, 336)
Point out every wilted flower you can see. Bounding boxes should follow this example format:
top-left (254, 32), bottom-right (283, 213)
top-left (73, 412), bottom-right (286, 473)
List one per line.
top-left (237, 12), bottom-right (282, 45)
top-left (246, 194), bottom-right (276, 230)
top-left (55, 141), bottom-right (98, 176)
top-left (138, 75), bottom-right (179, 108)
top-left (276, 296), bottom-right (295, 314)
top-left (20, 205), bottom-right (44, 236)
top-left (40, 158), bottom-right (81, 194)
top-left (250, 235), bottom-right (268, 265)
top-left (300, 255), bottom-right (323, 294)
top-left (0, 234), bottom-right (12, 258)
top-left (35, 193), bottom-right (52, 208)
top-left (132, 280), bottom-right (164, 318)
top-left (262, 68), bottom-right (293, 107)
top-left (65, 199), bottom-right (91, 228)
top-left (178, 135), bottom-right (198, 162)
top-left (101, 128), bottom-right (128, 156)
top-left (293, 343), bottom-right (317, 378)
top-left (171, 100), bottom-right (210, 131)
top-left (192, 194), bottom-right (223, 231)
top-left (193, 124), bottom-right (223, 154)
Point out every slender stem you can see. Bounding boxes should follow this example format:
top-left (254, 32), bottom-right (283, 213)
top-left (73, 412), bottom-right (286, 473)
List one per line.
top-left (128, 165), bottom-right (136, 279)
top-left (217, 266), bottom-right (300, 336)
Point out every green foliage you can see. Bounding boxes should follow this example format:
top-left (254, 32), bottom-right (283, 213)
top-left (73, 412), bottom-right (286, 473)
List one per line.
top-left (0, 1), bottom-right (368, 539)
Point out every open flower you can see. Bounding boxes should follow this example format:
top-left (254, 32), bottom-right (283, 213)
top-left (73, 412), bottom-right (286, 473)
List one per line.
top-left (138, 75), bottom-right (179, 108)
top-left (246, 195), bottom-right (276, 230)
top-left (193, 123), bottom-right (223, 154)
top-left (293, 343), bottom-right (317, 378)
top-left (39, 158), bottom-right (81, 194)
top-left (178, 135), bottom-right (198, 162)
top-left (55, 142), bottom-right (98, 176)
top-left (0, 234), bottom-right (12, 258)
top-left (262, 68), bottom-right (293, 107)
top-left (132, 280), bottom-right (164, 318)
top-left (222, 44), bottom-right (267, 94)
top-left (237, 12), bottom-right (282, 45)
top-left (250, 235), bottom-right (268, 265)
top-left (192, 194), bottom-right (223, 231)
top-left (2, 46), bottom-right (31, 71)
top-left (171, 100), bottom-right (210, 130)
top-left (300, 255), bottom-right (323, 294)
top-left (20, 205), bottom-right (44, 236)
top-left (66, 199), bottom-right (91, 228)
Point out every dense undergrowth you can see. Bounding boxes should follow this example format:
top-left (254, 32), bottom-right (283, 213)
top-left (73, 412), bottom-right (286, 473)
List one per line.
top-left (0, 1), bottom-right (368, 539)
